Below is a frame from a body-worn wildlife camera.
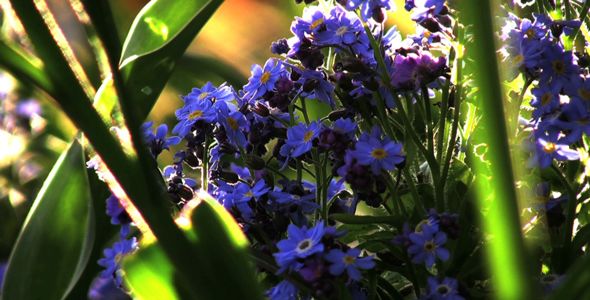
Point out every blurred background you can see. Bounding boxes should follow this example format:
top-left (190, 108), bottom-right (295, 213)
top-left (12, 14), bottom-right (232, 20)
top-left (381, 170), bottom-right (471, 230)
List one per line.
top-left (0, 0), bottom-right (414, 267)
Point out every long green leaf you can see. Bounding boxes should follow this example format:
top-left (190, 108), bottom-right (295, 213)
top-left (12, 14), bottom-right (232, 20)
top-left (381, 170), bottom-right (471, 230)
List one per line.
top-left (1, 140), bottom-right (94, 300)
top-left (460, 1), bottom-right (536, 299)
top-left (123, 244), bottom-right (181, 300)
top-left (189, 192), bottom-right (263, 300)
top-left (122, 193), bottom-right (263, 300)
top-left (8, 2), bottom-right (202, 297)
top-left (119, 0), bottom-right (224, 120)
top-left (0, 39), bottom-right (55, 99)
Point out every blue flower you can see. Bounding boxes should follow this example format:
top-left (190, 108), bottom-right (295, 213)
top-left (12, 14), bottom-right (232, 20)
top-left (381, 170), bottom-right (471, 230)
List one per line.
top-left (333, 118), bottom-right (357, 138)
top-left (539, 44), bottom-right (580, 91)
top-left (295, 69), bottom-right (335, 108)
top-left (280, 121), bottom-right (321, 159)
top-left (142, 122), bottom-right (181, 157)
top-left (274, 222), bottom-right (326, 273)
top-left (352, 132), bottom-right (405, 174)
top-left (345, 0), bottom-right (395, 22)
top-left (426, 277), bottom-right (464, 300)
top-left (172, 97), bottom-right (217, 137)
top-left (325, 248), bottom-right (375, 281)
top-left (266, 280), bottom-right (298, 300)
top-left (290, 6), bottom-right (328, 40)
top-left (224, 180), bottom-right (270, 220)
top-left (183, 81), bottom-right (234, 105)
top-left (530, 135), bottom-right (579, 169)
top-left (243, 58), bottom-right (284, 101)
top-left (530, 85), bottom-right (560, 118)
top-left (105, 195), bottom-right (131, 228)
top-left (407, 226), bottom-right (449, 268)
top-left (98, 237), bottom-right (137, 286)
top-left (315, 7), bottom-right (364, 47)
top-left (217, 103), bottom-right (249, 146)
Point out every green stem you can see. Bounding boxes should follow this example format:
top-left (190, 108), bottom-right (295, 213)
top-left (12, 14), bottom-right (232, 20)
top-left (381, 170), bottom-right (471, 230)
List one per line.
top-left (571, 0), bottom-right (590, 43)
top-left (552, 165), bottom-right (577, 250)
top-left (421, 86), bottom-right (435, 157)
top-left (202, 136), bottom-right (210, 191)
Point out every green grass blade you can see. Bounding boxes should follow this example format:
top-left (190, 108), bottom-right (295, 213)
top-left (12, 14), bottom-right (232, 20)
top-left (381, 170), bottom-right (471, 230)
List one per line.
top-left (459, 1), bottom-right (536, 299)
top-left (1, 140), bottom-right (94, 300)
top-left (0, 39), bottom-right (55, 99)
top-left (119, 0), bottom-right (224, 120)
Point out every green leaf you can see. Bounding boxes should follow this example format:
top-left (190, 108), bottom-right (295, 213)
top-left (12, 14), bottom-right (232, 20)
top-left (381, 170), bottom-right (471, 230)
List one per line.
top-left (123, 193), bottom-right (263, 300)
top-left (123, 244), bottom-right (181, 300)
top-left (0, 39), bottom-right (55, 99)
top-left (119, 0), bottom-right (224, 120)
top-left (329, 214), bottom-right (403, 226)
top-left (1, 140), bottom-right (94, 300)
top-left (189, 192), bottom-right (263, 300)
top-left (460, 0), bottom-right (536, 298)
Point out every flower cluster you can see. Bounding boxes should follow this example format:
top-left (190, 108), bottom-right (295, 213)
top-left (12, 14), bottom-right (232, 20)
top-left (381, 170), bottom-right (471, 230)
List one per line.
top-left (97, 195), bottom-right (137, 287)
top-left (501, 14), bottom-right (583, 168)
top-left (269, 222), bottom-right (375, 299)
top-left (394, 210), bottom-right (458, 269)
top-left (93, 0), bottom-right (471, 297)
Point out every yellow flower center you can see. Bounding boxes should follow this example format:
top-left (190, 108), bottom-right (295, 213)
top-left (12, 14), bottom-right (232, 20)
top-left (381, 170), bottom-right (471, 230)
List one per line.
top-left (513, 54), bottom-right (524, 65)
top-left (541, 93), bottom-right (553, 106)
top-left (525, 28), bottom-right (536, 39)
top-left (188, 110), bottom-right (203, 120)
top-left (303, 130), bottom-right (315, 142)
top-left (336, 26), bottom-right (348, 36)
top-left (424, 240), bottom-right (436, 252)
top-left (260, 71), bottom-right (271, 84)
top-left (543, 142), bottom-right (557, 154)
top-left (244, 191), bottom-right (253, 198)
top-left (227, 117), bottom-right (239, 130)
top-left (552, 60), bottom-right (565, 75)
top-left (310, 18), bottom-right (324, 30)
top-left (198, 92), bottom-right (209, 100)
top-left (579, 88), bottom-right (590, 101)
top-left (297, 239), bottom-right (312, 253)
top-left (371, 148), bottom-right (387, 160)
top-left (343, 255), bottom-right (355, 265)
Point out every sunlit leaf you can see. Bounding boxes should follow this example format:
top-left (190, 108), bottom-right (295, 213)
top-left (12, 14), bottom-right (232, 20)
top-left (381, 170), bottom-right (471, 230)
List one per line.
top-left (122, 192), bottom-right (262, 300)
top-left (460, 0), bottom-right (536, 298)
top-left (1, 140), bottom-right (94, 300)
top-left (119, 0), bottom-right (224, 120)
top-left (123, 244), bottom-right (180, 300)
top-left (188, 192), bottom-right (263, 300)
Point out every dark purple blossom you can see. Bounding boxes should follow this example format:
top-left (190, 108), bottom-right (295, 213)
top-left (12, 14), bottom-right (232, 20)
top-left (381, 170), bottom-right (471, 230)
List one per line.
top-left (390, 51), bottom-right (447, 90)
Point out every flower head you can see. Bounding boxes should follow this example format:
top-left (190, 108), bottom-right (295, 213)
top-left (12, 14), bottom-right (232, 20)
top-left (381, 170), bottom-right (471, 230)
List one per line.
top-left (243, 58), bottom-right (284, 101)
top-left (142, 122), bottom-right (181, 157)
top-left (173, 96), bottom-right (217, 137)
top-left (98, 237), bottom-right (137, 286)
top-left (280, 121), bottom-right (322, 159)
top-left (426, 277), bottom-right (464, 300)
top-left (407, 225), bottom-right (449, 268)
top-left (325, 248), bottom-right (375, 281)
top-left (345, 0), bottom-right (396, 22)
top-left (352, 131), bottom-right (405, 174)
top-left (266, 280), bottom-right (298, 300)
top-left (274, 222), bottom-right (326, 273)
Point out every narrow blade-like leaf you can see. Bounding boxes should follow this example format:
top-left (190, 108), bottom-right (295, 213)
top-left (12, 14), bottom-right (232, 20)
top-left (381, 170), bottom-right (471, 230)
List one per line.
top-left (1, 140), bottom-right (94, 300)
